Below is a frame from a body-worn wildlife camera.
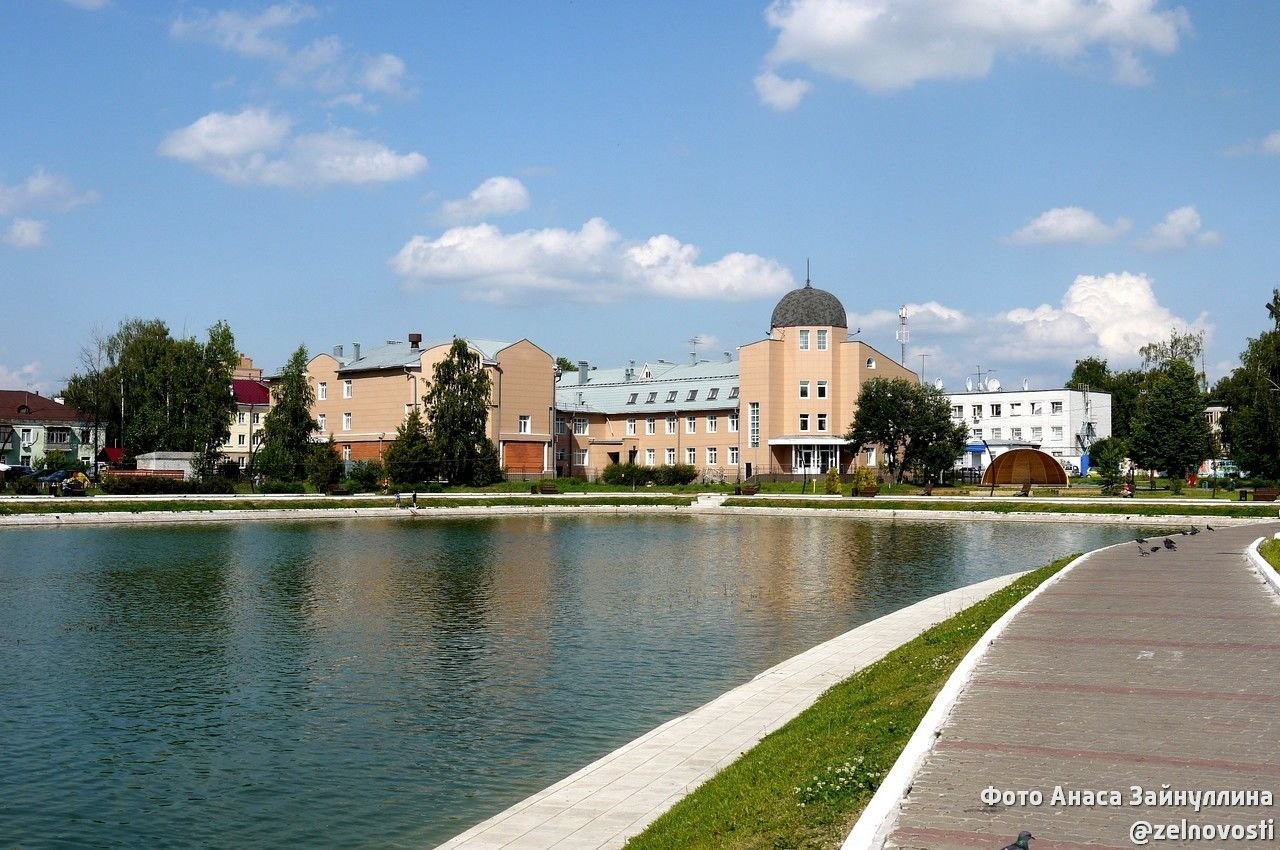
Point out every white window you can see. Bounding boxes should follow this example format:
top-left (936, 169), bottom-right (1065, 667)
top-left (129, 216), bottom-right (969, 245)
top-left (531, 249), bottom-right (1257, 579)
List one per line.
top-left (686, 416), bottom-right (696, 434)
top-left (707, 415), bottom-right (718, 433)
top-left (729, 412), bottom-right (739, 433)
top-left (799, 380), bottom-right (810, 399)
top-left (342, 445), bottom-right (351, 462)
top-left (707, 388), bottom-right (719, 400)
top-left (555, 418), bottom-right (566, 435)
top-left (992, 427), bottom-right (1002, 439)
top-left (729, 387), bottom-right (739, 399)
top-left (238, 412), bottom-right (247, 425)
top-left (238, 457), bottom-right (247, 469)
top-left (799, 414), bottom-right (810, 432)
top-left (990, 403), bottom-right (1002, 417)
top-left (952, 405), bottom-right (963, 418)
top-left (666, 448), bottom-right (676, 465)
top-left (817, 380), bottom-right (828, 399)
top-left (518, 415), bottom-right (531, 434)
top-left (686, 390), bottom-right (697, 402)
top-left (646, 392), bottom-right (657, 404)
top-left (573, 449), bottom-right (587, 466)
top-left (1031, 426), bottom-right (1043, 440)
top-left (817, 329), bottom-right (828, 350)
top-left (318, 382), bottom-right (327, 400)
top-left (342, 412), bottom-right (352, 431)
top-left (1052, 426), bottom-right (1064, 440)
top-left (1051, 401), bottom-right (1063, 414)
top-left (749, 402), bottom-right (760, 448)
top-left (707, 446), bottom-right (718, 465)
top-left (729, 446), bottom-right (739, 465)
top-left (556, 448), bottom-right (566, 462)
top-left (343, 379), bottom-right (352, 399)
top-left (238, 434), bottom-right (246, 446)
top-left (665, 416), bottom-right (676, 435)
top-left (1011, 427), bottom-right (1022, 439)
top-left (666, 390), bottom-right (678, 403)
top-left (972, 405), bottom-right (982, 419)
top-left (799, 329), bottom-right (810, 351)
top-left (645, 448), bottom-right (655, 466)
top-left (866, 357), bottom-right (877, 368)
top-left (972, 428), bottom-right (983, 439)
top-left (1010, 403), bottom-right (1022, 416)
top-left (685, 447), bottom-right (696, 465)
top-left (573, 417), bottom-right (588, 435)
top-left (817, 413), bottom-right (827, 431)
top-left (646, 417), bottom-right (656, 435)
top-left (252, 412), bottom-right (260, 425)
top-left (1030, 402), bottom-right (1043, 415)
top-left (626, 417), bottom-right (636, 436)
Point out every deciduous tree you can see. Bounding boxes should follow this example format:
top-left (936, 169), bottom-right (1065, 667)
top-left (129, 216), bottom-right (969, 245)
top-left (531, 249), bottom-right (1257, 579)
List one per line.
top-left (424, 338), bottom-right (502, 486)
top-left (845, 378), bottom-right (966, 483)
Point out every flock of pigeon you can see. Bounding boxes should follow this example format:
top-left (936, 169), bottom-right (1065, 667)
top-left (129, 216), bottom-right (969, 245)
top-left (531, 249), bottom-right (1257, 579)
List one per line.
top-left (1135, 525), bottom-right (1213, 556)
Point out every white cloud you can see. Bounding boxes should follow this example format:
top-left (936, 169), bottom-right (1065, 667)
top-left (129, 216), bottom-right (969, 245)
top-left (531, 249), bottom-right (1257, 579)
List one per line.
top-left (390, 218), bottom-right (794, 303)
top-left (158, 108), bottom-right (426, 186)
top-left (1136, 205), bottom-right (1219, 251)
top-left (757, 0), bottom-right (1189, 107)
top-left (439, 177), bottom-right (531, 223)
top-left (1006, 206), bottom-right (1132, 245)
top-left (171, 3), bottom-right (317, 60)
top-left (3, 219), bottom-right (47, 249)
top-left (61, 0), bottom-right (110, 9)
top-left (361, 54), bottom-right (410, 96)
top-left (753, 70), bottom-right (813, 111)
top-left (996, 271), bottom-right (1205, 364)
top-left (849, 301), bottom-right (973, 334)
top-left (0, 361), bottom-right (41, 389)
top-left (0, 168), bottom-right (98, 216)
top-left (1227, 130), bottom-right (1280, 157)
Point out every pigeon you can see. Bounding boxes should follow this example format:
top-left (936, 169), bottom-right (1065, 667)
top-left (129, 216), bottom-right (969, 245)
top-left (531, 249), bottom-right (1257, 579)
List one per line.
top-left (1189, 527), bottom-right (1200, 535)
top-left (1163, 538), bottom-right (1177, 550)
top-left (1135, 536), bottom-right (1148, 544)
top-left (1207, 524), bottom-right (1216, 531)
top-left (1002, 831), bottom-right (1035, 850)
top-left (1138, 547), bottom-right (1150, 557)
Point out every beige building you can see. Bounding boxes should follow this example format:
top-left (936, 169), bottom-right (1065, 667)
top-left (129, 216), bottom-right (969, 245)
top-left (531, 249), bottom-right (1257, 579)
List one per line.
top-left (558, 281), bottom-right (915, 481)
top-left (739, 282), bottom-right (914, 477)
top-left (307, 334), bottom-right (555, 473)
top-left (218, 355), bottom-right (271, 469)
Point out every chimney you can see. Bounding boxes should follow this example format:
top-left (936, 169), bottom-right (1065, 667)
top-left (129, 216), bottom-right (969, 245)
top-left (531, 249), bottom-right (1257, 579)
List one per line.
top-left (408, 333), bottom-right (422, 350)
top-left (352, 342), bottom-right (361, 361)
top-left (578, 361), bottom-right (589, 385)
top-left (723, 351), bottom-right (732, 363)
top-left (333, 344), bottom-right (344, 359)
top-left (690, 350), bottom-right (697, 365)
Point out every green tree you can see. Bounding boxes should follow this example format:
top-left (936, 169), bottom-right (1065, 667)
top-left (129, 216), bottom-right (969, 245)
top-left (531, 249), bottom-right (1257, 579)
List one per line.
top-left (384, 408), bottom-right (433, 484)
top-left (1064, 357), bottom-right (1143, 443)
top-left (255, 345), bottom-right (317, 482)
top-left (1088, 436), bottom-right (1128, 496)
top-left (1129, 359), bottom-right (1210, 483)
top-left (305, 436), bottom-right (344, 492)
top-left (555, 356), bottom-right (578, 373)
top-left (1215, 300), bottom-right (1280, 479)
top-left (190, 320), bottom-right (240, 477)
top-left (846, 378), bottom-right (966, 483)
top-left (424, 338), bottom-right (502, 486)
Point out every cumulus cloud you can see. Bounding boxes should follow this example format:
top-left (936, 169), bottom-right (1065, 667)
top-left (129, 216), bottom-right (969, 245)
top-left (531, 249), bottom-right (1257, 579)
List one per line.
top-left (849, 301), bottom-right (973, 334)
top-left (158, 108), bottom-right (426, 186)
top-left (997, 271), bottom-right (1205, 364)
top-left (1006, 206), bottom-right (1132, 245)
top-left (390, 218), bottom-right (794, 303)
top-left (0, 361), bottom-right (41, 389)
top-left (361, 54), bottom-right (410, 95)
top-left (439, 177), bottom-right (530, 223)
top-left (3, 219), bottom-right (47, 249)
top-left (0, 168), bottom-right (98, 216)
top-left (753, 70), bottom-right (813, 111)
top-left (1136, 205), bottom-right (1219, 250)
top-left (171, 3), bottom-right (317, 60)
top-left (1227, 130), bottom-right (1280, 156)
top-left (757, 0), bottom-right (1189, 107)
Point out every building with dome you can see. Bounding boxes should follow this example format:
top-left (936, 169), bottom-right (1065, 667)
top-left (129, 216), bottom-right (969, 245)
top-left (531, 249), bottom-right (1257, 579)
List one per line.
top-left (555, 278), bottom-right (914, 480)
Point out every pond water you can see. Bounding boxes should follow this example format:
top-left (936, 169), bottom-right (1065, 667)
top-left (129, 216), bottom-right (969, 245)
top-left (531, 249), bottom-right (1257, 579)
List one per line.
top-left (0, 514), bottom-right (1147, 848)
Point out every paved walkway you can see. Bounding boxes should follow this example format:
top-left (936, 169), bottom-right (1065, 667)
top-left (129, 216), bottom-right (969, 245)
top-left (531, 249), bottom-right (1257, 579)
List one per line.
top-left (878, 522), bottom-right (1280, 850)
top-left (434, 573), bottom-right (1025, 850)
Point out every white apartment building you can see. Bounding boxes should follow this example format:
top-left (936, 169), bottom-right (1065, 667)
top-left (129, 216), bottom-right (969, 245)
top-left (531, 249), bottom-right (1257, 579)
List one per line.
top-left (947, 386), bottom-right (1112, 474)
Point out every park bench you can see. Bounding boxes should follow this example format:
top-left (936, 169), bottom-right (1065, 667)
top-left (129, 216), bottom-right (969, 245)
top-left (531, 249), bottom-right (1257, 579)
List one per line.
top-left (326, 485), bottom-right (350, 496)
top-left (737, 482), bottom-right (760, 496)
top-left (532, 482), bottom-right (560, 495)
top-left (1254, 487), bottom-right (1278, 502)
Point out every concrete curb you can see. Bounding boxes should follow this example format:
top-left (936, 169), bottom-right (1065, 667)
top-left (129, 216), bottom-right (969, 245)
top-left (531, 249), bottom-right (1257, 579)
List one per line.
top-left (1246, 534), bottom-right (1280, 598)
top-left (840, 542), bottom-right (1126, 850)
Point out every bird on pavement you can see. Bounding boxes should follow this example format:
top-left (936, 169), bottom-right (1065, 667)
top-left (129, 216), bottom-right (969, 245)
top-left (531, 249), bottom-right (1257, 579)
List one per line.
top-left (1163, 538), bottom-right (1177, 549)
top-left (1206, 524), bottom-right (1216, 531)
top-left (1001, 831), bottom-right (1035, 850)
top-left (1135, 536), bottom-right (1147, 544)
top-left (1189, 526), bottom-right (1199, 535)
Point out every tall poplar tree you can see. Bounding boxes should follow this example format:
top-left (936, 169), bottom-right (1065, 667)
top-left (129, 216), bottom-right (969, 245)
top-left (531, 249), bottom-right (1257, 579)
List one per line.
top-left (423, 339), bottom-right (502, 486)
top-left (1129, 358), bottom-right (1210, 483)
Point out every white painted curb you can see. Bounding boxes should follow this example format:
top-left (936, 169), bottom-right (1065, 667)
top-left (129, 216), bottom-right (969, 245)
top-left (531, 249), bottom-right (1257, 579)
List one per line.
top-left (1246, 534), bottom-right (1280, 598)
top-left (840, 542), bottom-right (1125, 850)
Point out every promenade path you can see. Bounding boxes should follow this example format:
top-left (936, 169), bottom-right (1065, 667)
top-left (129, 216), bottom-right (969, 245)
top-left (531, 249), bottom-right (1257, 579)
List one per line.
top-left (880, 522), bottom-right (1280, 850)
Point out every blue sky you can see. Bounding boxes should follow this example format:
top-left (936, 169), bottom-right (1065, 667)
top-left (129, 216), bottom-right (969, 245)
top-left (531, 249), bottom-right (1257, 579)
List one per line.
top-left (3, 1), bottom-right (1278, 397)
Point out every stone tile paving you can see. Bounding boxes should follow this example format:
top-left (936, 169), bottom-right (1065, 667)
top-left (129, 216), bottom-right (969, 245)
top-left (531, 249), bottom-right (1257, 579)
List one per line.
top-left (883, 522), bottom-right (1280, 850)
top-left (434, 573), bottom-right (1024, 850)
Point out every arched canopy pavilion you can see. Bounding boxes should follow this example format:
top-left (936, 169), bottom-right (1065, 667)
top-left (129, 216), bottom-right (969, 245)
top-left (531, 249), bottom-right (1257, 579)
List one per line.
top-left (980, 448), bottom-right (1069, 487)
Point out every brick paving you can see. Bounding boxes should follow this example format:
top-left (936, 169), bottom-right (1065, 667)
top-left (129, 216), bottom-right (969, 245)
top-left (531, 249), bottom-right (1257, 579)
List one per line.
top-left (882, 522), bottom-right (1280, 850)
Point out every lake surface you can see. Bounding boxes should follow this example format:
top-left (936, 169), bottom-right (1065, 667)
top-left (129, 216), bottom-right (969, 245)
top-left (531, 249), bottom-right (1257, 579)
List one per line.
top-left (0, 514), bottom-right (1147, 848)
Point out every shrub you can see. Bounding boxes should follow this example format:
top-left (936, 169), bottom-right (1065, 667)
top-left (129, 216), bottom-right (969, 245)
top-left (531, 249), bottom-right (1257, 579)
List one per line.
top-left (259, 480), bottom-right (306, 494)
top-left (602, 462), bottom-right (653, 486)
top-left (99, 475), bottom-right (236, 495)
top-left (653, 464), bottom-right (698, 486)
top-left (825, 467), bottom-right (843, 495)
top-left (216, 460), bottom-right (242, 481)
top-left (13, 475), bottom-right (38, 496)
top-left (347, 460), bottom-right (385, 492)
top-left (852, 467), bottom-right (877, 494)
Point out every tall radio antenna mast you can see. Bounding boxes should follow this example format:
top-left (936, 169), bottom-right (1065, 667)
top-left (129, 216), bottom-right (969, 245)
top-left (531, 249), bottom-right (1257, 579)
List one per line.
top-left (896, 305), bottom-right (909, 364)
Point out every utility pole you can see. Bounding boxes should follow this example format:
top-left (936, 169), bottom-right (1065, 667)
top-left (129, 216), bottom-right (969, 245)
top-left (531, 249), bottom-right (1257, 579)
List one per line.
top-left (896, 306), bottom-right (909, 364)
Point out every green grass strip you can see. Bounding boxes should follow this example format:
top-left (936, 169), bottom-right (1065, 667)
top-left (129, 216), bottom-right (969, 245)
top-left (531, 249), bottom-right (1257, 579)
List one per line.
top-left (723, 498), bottom-right (1278, 519)
top-left (0, 496), bottom-right (695, 516)
top-left (625, 555), bottom-right (1073, 850)
top-left (1259, 538), bottom-right (1280, 569)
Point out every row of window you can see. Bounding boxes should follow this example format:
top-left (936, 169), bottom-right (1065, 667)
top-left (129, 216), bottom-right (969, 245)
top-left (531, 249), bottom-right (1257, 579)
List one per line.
top-left (14, 427), bottom-right (90, 445)
top-left (235, 411), bottom-right (262, 426)
top-left (971, 426), bottom-right (1064, 441)
top-left (317, 380), bottom-right (353, 401)
top-left (798, 329), bottom-right (829, 351)
top-left (953, 400), bottom-right (1065, 420)
top-left (559, 413), bottom-right (743, 437)
top-left (559, 446), bottom-right (743, 467)
top-left (626, 386), bottom-right (739, 405)
top-left (318, 413), bottom-right (353, 431)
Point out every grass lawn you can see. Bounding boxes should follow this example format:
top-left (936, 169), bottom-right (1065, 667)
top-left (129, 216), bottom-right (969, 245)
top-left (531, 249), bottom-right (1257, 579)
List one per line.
top-left (1259, 538), bottom-right (1280, 569)
top-left (625, 556), bottom-right (1075, 850)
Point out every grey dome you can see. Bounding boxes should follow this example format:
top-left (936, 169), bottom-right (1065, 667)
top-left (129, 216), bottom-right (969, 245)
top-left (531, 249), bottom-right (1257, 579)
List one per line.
top-left (770, 282), bottom-right (848, 330)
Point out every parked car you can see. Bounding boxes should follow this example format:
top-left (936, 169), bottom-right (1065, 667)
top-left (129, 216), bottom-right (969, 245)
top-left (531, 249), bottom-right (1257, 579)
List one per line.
top-left (1060, 461), bottom-right (1080, 475)
top-left (36, 469), bottom-right (70, 484)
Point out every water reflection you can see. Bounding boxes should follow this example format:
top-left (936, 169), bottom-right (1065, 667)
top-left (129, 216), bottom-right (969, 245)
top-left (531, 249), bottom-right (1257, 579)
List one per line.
top-left (0, 514), bottom-right (1152, 848)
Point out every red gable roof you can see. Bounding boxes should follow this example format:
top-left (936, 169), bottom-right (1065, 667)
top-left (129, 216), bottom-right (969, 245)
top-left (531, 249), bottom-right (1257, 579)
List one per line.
top-left (232, 379), bottom-right (270, 405)
top-left (0, 390), bottom-right (89, 424)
